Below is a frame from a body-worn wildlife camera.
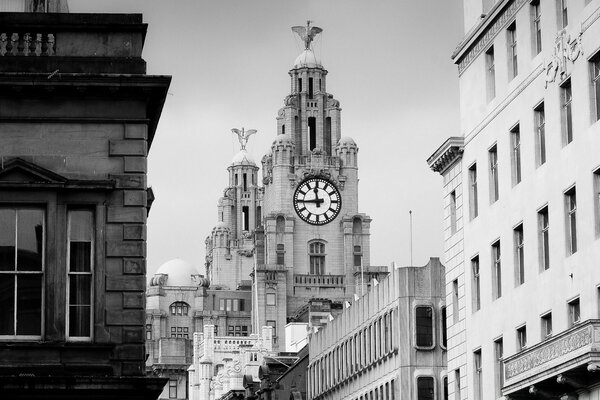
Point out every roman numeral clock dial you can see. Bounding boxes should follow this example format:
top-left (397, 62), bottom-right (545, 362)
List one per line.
top-left (293, 178), bottom-right (341, 225)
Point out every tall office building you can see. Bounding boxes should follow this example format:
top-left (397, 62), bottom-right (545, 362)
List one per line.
top-left (429, 0), bottom-right (600, 398)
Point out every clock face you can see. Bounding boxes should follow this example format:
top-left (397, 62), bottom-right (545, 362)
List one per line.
top-left (293, 178), bottom-right (341, 225)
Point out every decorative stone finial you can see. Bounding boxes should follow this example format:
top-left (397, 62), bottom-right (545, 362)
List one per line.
top-left (291, 20), bottom-right (323, 50)
top-left (231, 127), bottom-right (257, 151)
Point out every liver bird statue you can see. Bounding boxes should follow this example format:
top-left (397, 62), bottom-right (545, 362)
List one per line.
top-left (292, 20), bottom-right (323, 50)
top-left (231, 127), bottom-right (257, 150)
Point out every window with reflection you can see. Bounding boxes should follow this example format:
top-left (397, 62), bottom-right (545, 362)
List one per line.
top-left (0, 207), bottom-right (44, 339)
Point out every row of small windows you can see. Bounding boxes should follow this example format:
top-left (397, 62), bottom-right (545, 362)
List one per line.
top-left (170, 326), bottom-right (189, 339)
top-left (308, 310), bottom-right (398, 397)
top-left (346, 380), bottom-right (397, 400)
top-left (484, 1), bottom-right (597, 101)
top-left (468, 176), bottom-right (600, 310)
top-left (470, 297), bottom-right (582, 399)
top-left (170, 301), bottom-right (189, 316)
top-left (216, 298), bottom-right (246, 312)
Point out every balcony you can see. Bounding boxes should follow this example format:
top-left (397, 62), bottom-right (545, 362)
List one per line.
top-left (293, 154), bottom-right (341, 169)
top-left (503, 319), bottom-right (600, 397)
top-left (294, 274), bottom-right (344, 287)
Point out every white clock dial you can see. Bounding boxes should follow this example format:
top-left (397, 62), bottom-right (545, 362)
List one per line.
top-left (293, 178), bottom-right (341, 225)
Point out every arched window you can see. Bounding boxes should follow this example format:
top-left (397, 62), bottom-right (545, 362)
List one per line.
top-left (309, 241), bottom-right (326, 274)
top-left (170, 301), bottom-right (190, 316)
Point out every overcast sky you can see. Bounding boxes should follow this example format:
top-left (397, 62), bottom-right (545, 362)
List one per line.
top-left (70, 0), bottom-right (464, 277)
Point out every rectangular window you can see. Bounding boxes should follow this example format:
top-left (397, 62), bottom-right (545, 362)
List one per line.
top-left (353, 245), bottom-right (362, 267)
top-left (417, 376), bottom-right (434, 400)
top-left (489, 145), bottom-right (499, 203)
top-left (169, 379), bottom-right (177, 399)
top-left (558, 0), bottom-right (568, 29)
top-left (472, 256), bottom-right (481, 311)
top-left (538, 206), bottom-right (550, 270)
top-left (517, 325), bottom-right (527, 350)
top-left (146, 324), bottom-right (152, 340)
top-left (534, 102), bottom-right (546, 166)
top-left (469, 163), bottom-right (479, 219)
top-left (267, 320), bottom-right (276, 337)
top-left (473, 349), bottom-right (483, 400)
top-left (276, 243), bottom-right (285, 265)
top-left (309, 241), bottom-right (325, 274)
top-left (595, 170), bottom-right (600, 237)
top-left (454, 369), bottom-right (461, 399)
top-left (219, 298), bottom-right (225, 311)
top-left (565, 186), bottom-right (577, 254)
top-left (492, 240), bottom-right (502, 299)
top-left (415, 306), bottom-right (434, 348)
top-left (510, 124), bottom-right (521, 185)
top-left (568, 297), bottom-right (580, 326)
top-left (450, 190), bottom-right (457, 234)
top-left (592, 52), bottom-right (600, 122)
top-left (561, 79), bottom-right (573, 145)
top-left (452, 279), bottom-right (459, 323)
top-left (486, 46), bottom-right (496, 101)
top-left (531, 1), bottom-right (542, 55)
top-left (0, 207), bottom-right (44, 339)
top-left (541, 312), bottom-right (552, 339)
top-left (67, 210), bottom-right (94, 340)
top-left (507, 22), bottom-right (518, 80)
top-left (441, 307), bottom-right (447, 348)
top-left (514, 224), bottom-right (525, 286)
top-left (494, 338), bottom-right (504, 398)
top-left (266, 293), bottom-right (276, 306)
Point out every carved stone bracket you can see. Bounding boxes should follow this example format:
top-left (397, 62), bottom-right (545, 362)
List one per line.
top-left (545, 29), bottom-right (583, 88)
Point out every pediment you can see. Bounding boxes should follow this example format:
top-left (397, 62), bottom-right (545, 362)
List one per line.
top-left (0, 158), bottom-right (67, 184)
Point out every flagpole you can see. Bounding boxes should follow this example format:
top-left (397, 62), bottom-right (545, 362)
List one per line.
top-left (409, 210), bottom-right (413, 267)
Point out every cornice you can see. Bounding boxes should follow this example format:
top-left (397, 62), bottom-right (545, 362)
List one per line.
top-left (427, 137), bottom-right (464, 175)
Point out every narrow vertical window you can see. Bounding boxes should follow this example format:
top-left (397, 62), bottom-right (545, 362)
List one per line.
top-left (469, 163), bottom-right (479, 219)
top-left (485, 46), bottom-right (496, 101)
top-left (415, 306), bottom-right (434, 348)
top-left (489, 145), bottom-right (499, 203)
top-left (242, 206), bottom-right (249, 231)
top-left (243, 173), bottom-right (247, 191)
top-left (492, 240), bottom-right (502, 299)
top-left (169, 379), bottom-right (177, 399)
top-left (276, 216), bottom-right (285, 265)
top-left (452, 279), bottom-right (459, 323)
top-left (510, 124), bottom-right (521, 185)
top-left (281, 124), bottom-right (285, 135)
top-left (594, 169), bottom-right (600, 237)
top-left (472, 256), bottom-right (481, 311)
top-left (0, 207), bottom-right (44, 338)
top-left (309, 241), bottom-right (326, 274)
top-left (443, 377), bottom-right (448, 400)
top-left (541, 312), bottom-right (552, 339)
top-left (417, 377), bottom-right (434, 400)
top-left (473, 349), bottom-right (483, 400)
top-left (353, 218), bottom-right (363, 267)
top-left (561, 79), bottom-right (573, 145)
top-left (450, 190), bottom-right (457, 234)
top-left (298, 78), bottom-right (302, 93)
top-left (514, 224), bottom-right (525, 286)
top-left (441, 307), bottom-right (447, 348)
top-left (558, 0), bottom-right (568, 29)
top-left (534, 102), bottom-right (546, 166)
top-left (494, 338), bottom-right (504, 398)
top-left (68, 209), bottom-right (93, 340)
top-left (568, 297), bottom-right (580, 326)
top-left (531, 1), bottom-right (542, 55)
top-left (309, 77), bottom-right (314, 99)
top-left (507, 22), bottom-right (518, 80)
top-left (325, 117), bottom-right (332, 156)
top-left (454, 369), bottom-right (461, 399)
top-left (591, 52), bottom-right (600, 122)
top-left (516, 325), bottom-right (527, 350)
top-left (308, 117), bottom-right (317, 151)
top-left (538, 206), bottom-right (550, 270)
top-left (565, 186), bottom-right (577, 254)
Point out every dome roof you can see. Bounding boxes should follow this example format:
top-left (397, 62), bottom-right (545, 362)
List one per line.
top-left (213, 221), bottom-right (229, 230)
top-left (154, 258), bottom-right (201, 287)
top-left (337, 136), bottom-right (357, 146)
top-left (293, 49), bottom-right (322, 68)
top-left (231, 150), bottom-right (256, 166)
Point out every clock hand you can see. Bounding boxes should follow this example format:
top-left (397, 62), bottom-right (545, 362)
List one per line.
top-left (298, 198), bottom-right (324, 205)
top-left (313, 187), bottom-right (321, 208)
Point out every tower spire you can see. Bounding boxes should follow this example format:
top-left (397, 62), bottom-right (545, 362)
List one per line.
top-left (291, 20), bottom-right (323, 50)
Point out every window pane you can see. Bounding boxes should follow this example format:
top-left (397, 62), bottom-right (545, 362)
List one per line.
top-left (0, 275), bottom-right (15, 335)
top-left (69, 274), bottom-right (91, 306)
top-left (416, 306), bottom-right (433, 347)
top-left (69, 210), bottom-right (93, 241)
top-left (70, 242), bottom-right (91, 272)
top-left (417, 377), bottom-right (435, 400)
top-left (16, 274), bottom-right (42, 335)
top-left (0, 209), bottom-right (16, 271)
top-left (69, 305), bottom-right (91, 337)
top-left (17, 209), bottom-right (43, 271)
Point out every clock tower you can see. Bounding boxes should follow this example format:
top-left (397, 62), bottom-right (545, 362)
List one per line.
top-left (254, 22), bottom-right (383, 349)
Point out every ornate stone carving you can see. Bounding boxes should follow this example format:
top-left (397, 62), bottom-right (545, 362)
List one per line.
top-left (149, 273), bottom-right (167, 287)
top-left (327, 94), bottom-right (340, 108)
top-left (504, 325), bottom-right (593, 380)
top-left (231, 127), bottom-right (257, 151)
top-left (237, 249), bottom-right (254, 257)
top-left (291, 20), bottom-right (323, 50)
top-left (284, 95), bottom-right (297, 107)
top-left (544, 29), bottom-right (583, 88)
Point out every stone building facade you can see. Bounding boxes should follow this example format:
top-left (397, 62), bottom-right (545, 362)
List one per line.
top-left (429, 0), bottom-right (600, 399)
top-left (0, 5), bottom-right (170, 399)
top-left (308, 259), bottom-right (447, 400)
